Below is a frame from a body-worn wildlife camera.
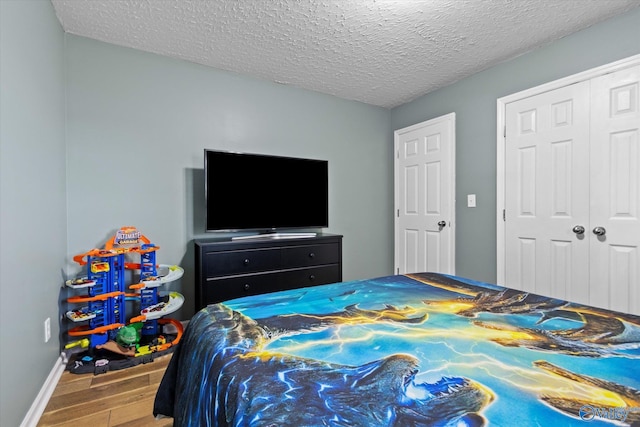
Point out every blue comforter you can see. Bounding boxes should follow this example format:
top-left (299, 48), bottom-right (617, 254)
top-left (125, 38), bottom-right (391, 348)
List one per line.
top-left (154, 272), bottom-right (640, 426)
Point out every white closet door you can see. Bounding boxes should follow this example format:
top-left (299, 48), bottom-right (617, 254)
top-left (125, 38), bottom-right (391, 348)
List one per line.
top-left (504, 81), bottom-right (591, 304)
top-left (589, 65), bottom-right (640, 314)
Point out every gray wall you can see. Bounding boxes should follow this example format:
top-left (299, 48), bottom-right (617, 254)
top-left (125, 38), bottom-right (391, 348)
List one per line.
top-left (391, 8), bottom-right (640, 284)
top-left (64, 35), bottom-right (393, 320)
top-left (0, 1), bottom-right (66, 426)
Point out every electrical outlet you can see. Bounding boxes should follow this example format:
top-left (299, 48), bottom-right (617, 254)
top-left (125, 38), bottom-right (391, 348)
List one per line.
top-left (44, 317), bottom-right (51, 343)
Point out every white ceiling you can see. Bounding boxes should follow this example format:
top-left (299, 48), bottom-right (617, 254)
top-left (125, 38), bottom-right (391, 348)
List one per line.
top-left (51, 0), bottom-right (640, 108)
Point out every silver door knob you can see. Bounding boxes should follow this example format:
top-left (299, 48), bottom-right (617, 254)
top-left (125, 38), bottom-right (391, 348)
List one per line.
top-left (438, 221), bottom-right (446, 228)
top-left (593, 226), bottom-right (606, 236)
top-left (572, 225), bottom-right (585, 234)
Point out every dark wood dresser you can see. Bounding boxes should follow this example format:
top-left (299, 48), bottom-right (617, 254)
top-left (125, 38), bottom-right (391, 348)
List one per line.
top-left (194, 234), bottom-right (343, 308)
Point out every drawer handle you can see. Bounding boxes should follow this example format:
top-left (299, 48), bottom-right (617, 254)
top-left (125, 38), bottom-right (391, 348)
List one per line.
top-left (244, 283), bottom-right (251, 291)
top-left (243, 258), bottom-right (250, 266)
top-left (309, 252), bottom-right (315, 258)
top-left (309, 274), bottom-right (315, 281)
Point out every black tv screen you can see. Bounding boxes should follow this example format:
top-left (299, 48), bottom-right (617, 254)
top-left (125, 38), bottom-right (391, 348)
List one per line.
top-left (205, 150), bottom-right (329, 232)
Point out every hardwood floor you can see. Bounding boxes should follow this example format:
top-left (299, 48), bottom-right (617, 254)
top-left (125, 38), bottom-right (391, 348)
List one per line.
top-left (37, 354), bottom-right (173, 427)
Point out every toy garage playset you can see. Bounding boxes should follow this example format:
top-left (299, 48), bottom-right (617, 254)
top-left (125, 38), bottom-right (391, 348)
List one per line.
top-left (65, 226), bottom-right (184, 374)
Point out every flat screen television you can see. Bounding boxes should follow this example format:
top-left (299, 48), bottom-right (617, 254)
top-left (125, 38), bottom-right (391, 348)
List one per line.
top-left (205, 150), bottom-right (329, 233)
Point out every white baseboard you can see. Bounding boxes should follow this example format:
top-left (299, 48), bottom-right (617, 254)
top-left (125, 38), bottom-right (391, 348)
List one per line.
top-left (20, 352), bottom-right (68, 427)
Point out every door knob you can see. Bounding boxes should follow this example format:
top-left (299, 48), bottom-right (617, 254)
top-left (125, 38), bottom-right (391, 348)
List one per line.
top-left (593, 226), bottom-right (606, 236)
top-left (438, 221), bottom-right (446, 228)
top-left (572, 225), bottom-right (585, 234)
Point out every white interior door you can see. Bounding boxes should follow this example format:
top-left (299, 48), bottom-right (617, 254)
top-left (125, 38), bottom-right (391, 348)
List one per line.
top-left (504, 81), bottom-right (591, 304)
top-left (394, 113), bottom-right (455, 275)
top-left (589, 65), bottom-right (640, 314)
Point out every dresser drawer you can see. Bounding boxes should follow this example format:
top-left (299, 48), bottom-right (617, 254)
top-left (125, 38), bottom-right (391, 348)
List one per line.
top-left (280, 264), bottom-right (342, 289)
top-left (203, 264), bottom-right (342, 304)
top-left (203, 272), bottom-right (282, 303)
top-left (203, 248), bottom-right (281, 277)
top-left (281, 243), bottom-right (340, 267)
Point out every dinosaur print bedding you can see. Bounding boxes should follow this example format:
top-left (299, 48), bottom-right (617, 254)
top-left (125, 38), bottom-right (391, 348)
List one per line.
top-left (153, 272), bottom-right (640, 426)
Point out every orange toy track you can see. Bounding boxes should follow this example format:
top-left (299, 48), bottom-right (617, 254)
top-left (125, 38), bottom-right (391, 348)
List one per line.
top-left (67, 291), bottom-right (124, 304)
top-left (129, 314), bottom-right (148, 323)
top-left (72, 246), bottom-right (160, 270)
top-left (149, 318), bottom-right (184, 353)
top-left (71, 227), bottom-right (164, 274)
top-left (68, 322), bottom-right (124, 336)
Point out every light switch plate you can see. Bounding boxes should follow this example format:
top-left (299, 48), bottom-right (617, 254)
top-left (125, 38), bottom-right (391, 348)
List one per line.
top-left (467, 194), bottom-right (476, 208)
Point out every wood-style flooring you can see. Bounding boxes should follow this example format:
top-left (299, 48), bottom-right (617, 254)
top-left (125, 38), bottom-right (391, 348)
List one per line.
top-left (37, 354), bottom-right (173, 427)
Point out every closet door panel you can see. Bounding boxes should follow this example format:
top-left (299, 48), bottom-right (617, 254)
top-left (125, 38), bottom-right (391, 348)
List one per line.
top-left (504, 82), bottom-right (590, 303)
top-left (590, 65), bottom-right (640, 314)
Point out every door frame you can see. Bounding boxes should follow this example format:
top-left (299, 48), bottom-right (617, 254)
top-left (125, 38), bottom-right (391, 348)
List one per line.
top-left (496, 54), bottom-right (640, 285)
top-left (394, 113), bottom-right (456, 275)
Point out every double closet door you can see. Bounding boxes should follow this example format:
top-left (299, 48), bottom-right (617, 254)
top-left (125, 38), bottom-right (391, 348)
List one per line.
top-left (504, 64), bottom-right (639, 315)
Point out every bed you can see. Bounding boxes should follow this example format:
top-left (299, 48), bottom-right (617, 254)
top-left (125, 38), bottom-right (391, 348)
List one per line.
top-left (154, 272), bottom-right (640, 426)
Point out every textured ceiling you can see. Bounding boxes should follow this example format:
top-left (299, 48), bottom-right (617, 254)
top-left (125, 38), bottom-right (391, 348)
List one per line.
top-left (51, 0), bottom-right (640, 108)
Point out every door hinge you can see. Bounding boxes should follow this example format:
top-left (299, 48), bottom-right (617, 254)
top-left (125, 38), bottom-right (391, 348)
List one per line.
top-left (503, 209), bottom-right (506, 221)
top-left (504, 126), bottom-right (507, 138)
top-left (397, 209), bottom-right (400, 217)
